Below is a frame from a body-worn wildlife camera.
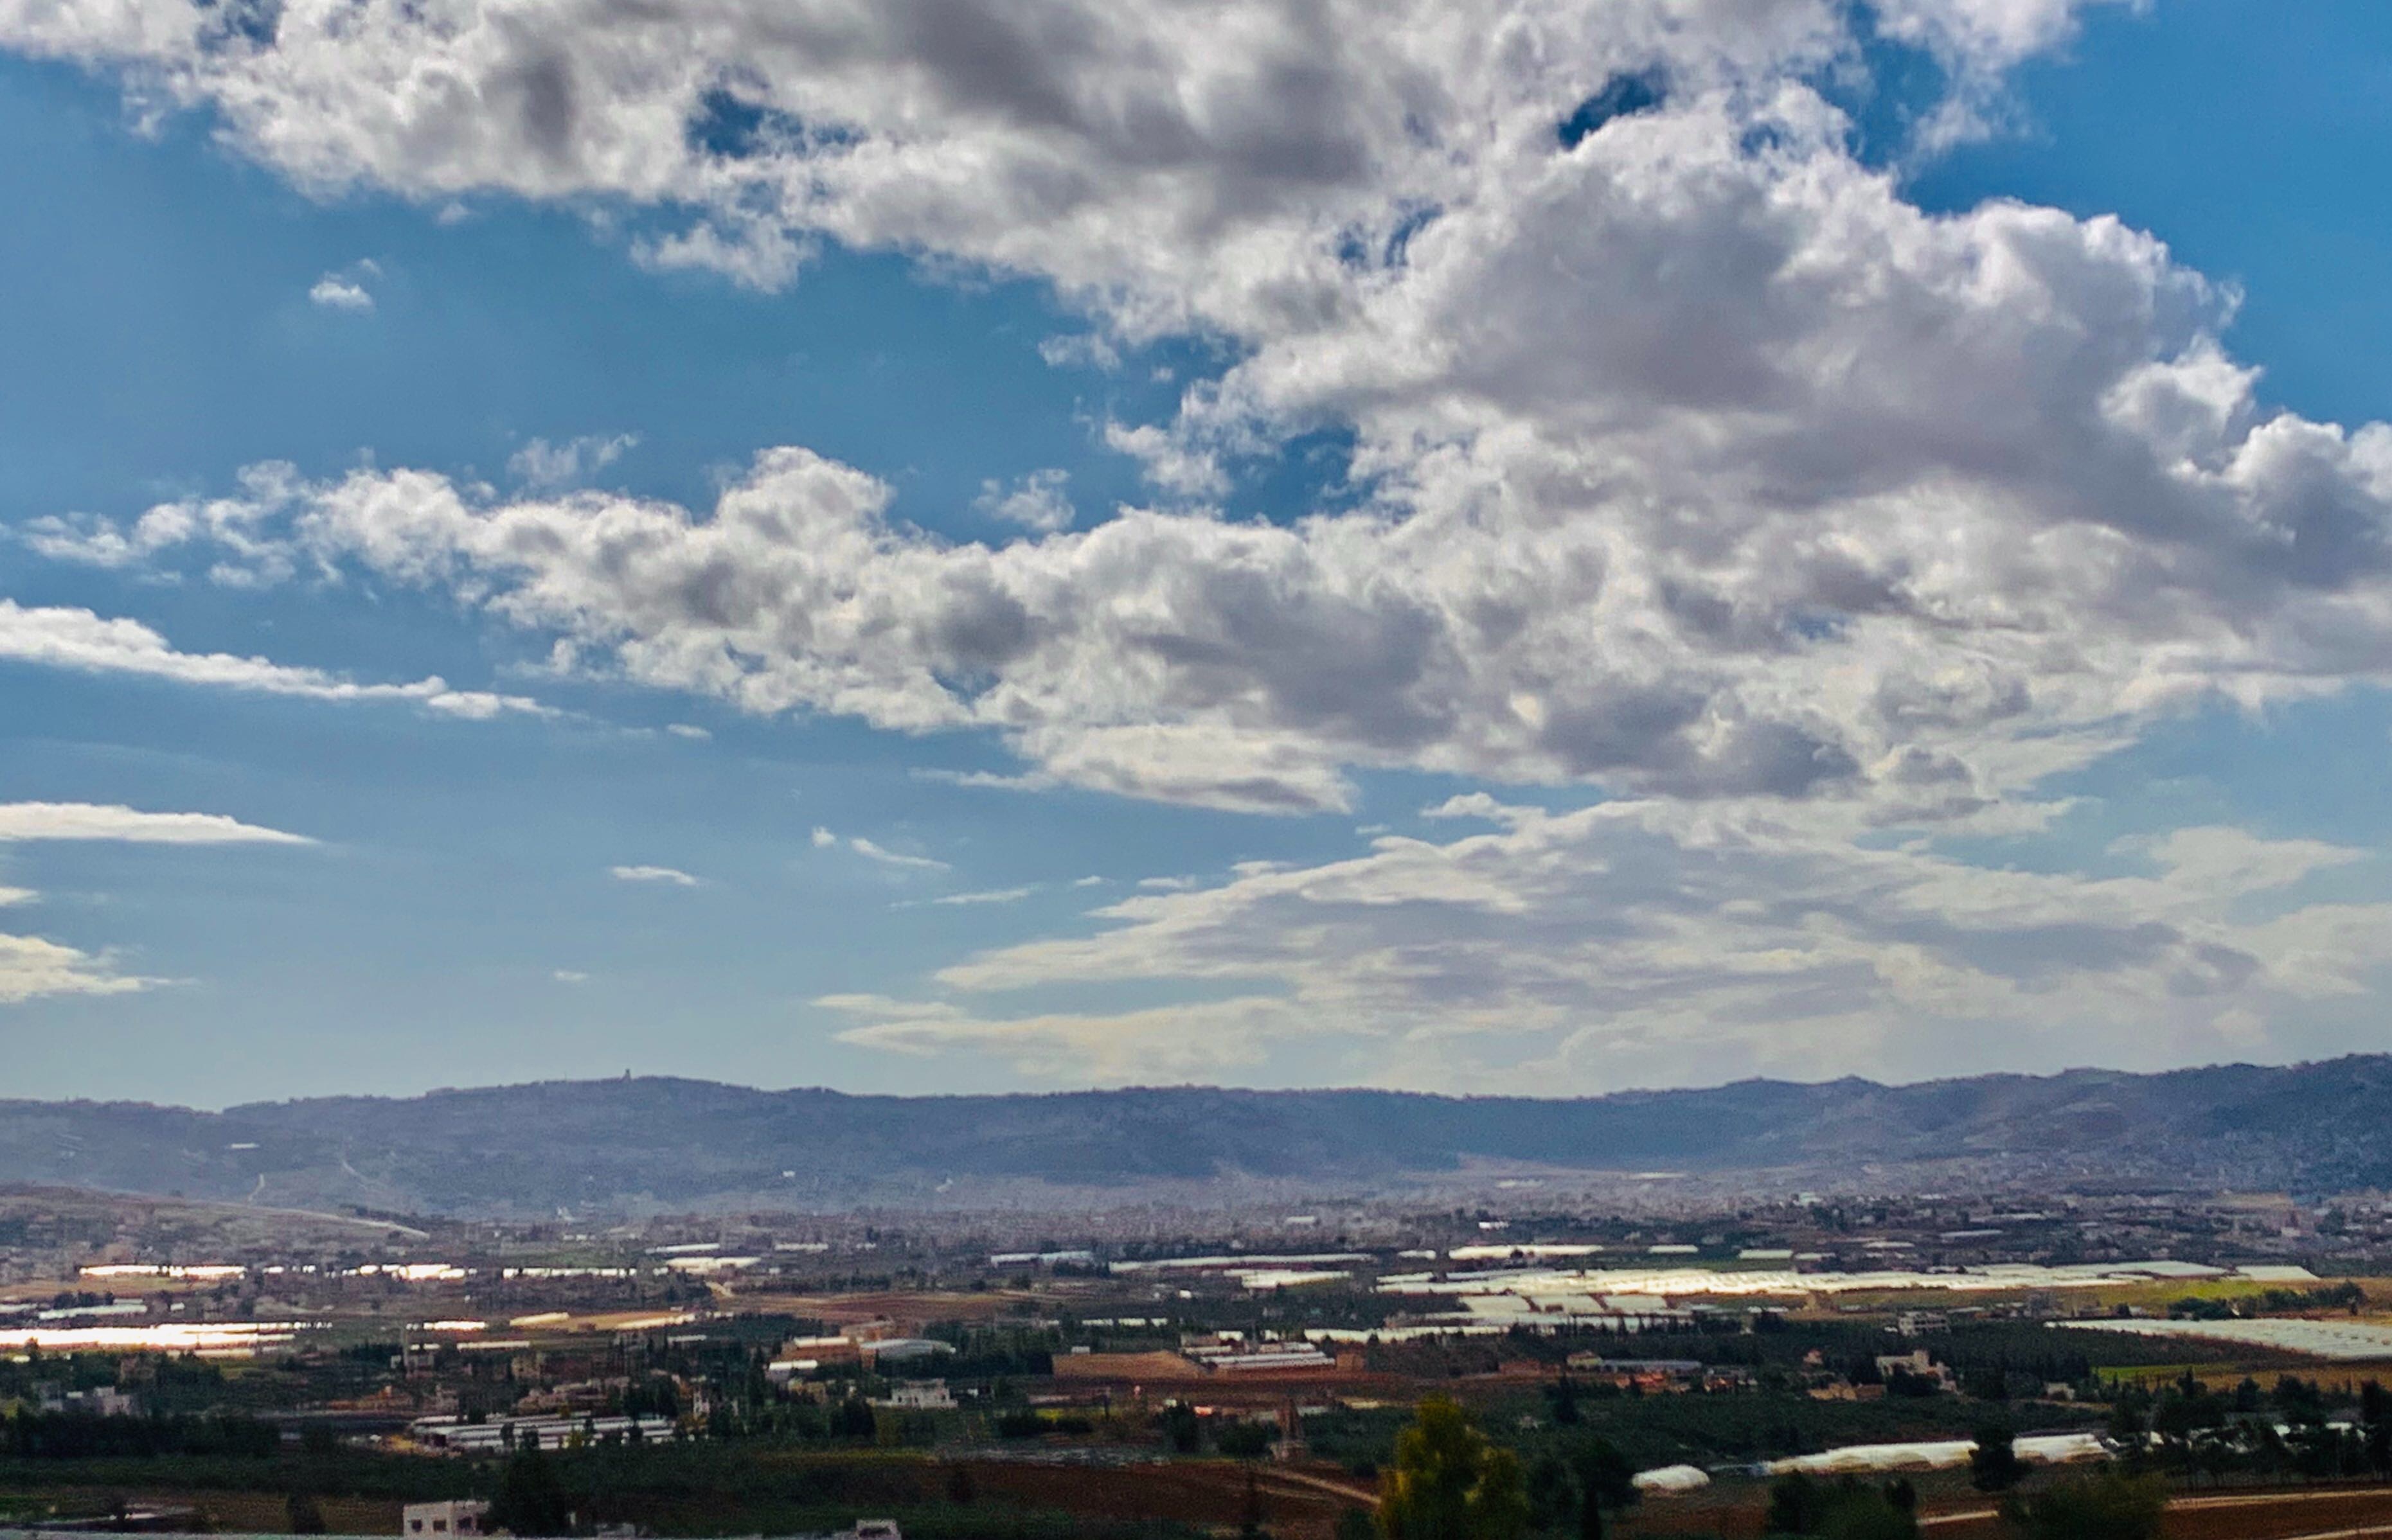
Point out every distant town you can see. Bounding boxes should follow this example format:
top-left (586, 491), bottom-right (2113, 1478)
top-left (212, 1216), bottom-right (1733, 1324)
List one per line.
top-left (5, 1175), bottom-right (2392, 1536)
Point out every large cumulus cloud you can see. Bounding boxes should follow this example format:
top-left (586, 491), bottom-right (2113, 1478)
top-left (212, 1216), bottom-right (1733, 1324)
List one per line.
top-left (17, 0), bottom-right (2389, 818)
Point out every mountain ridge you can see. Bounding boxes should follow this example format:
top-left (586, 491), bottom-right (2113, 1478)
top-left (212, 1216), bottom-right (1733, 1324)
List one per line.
top-left (4, 1054), bottom-right (2389, 1214)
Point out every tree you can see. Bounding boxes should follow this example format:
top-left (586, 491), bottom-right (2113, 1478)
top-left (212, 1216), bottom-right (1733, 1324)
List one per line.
top-left (1337, 1509), bottom-right (1379, 1540)
top-left (1571, 1438), bottom-right (1638, 1513)
top-left (1767, 1473), bottom-right (1824, 1535)
top-left (1159, 1401), bottom-right (1202, 1453)
top-left (1817, 1487), bottom-right (1918, 1540)
top-left (1772, 1476), bottom-right (1917, 1540)
top-left (1379, 1397), bottom-right (1529, 1540)
top-left (1971, 1422), bottom-right (2026, 1492)
top-left (1220, 1421), bottom-right (1280, 1460)
top-left (490, 1442), bottom-right (573, 1537)
top-left (2006, 1471), bottom-right (2165, 1540)
top-left (1524, 1455), bottom-right (1575, 1534)
top-left (830, 1395), bottom-right (878, 1442)
top-left (284, 1491), bottom-right (328, 1536)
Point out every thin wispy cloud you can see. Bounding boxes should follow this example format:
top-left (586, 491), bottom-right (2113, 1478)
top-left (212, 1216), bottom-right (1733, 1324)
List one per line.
top-left (0, 803), bottom-right (313, 845)
top-left (0, 600), bottom-right (550, 721)
top-left (850, 837), bottom-right (948, 872)
top-left (812, 826), bottom-right (950, 871)
top-left (609, 864), bottom-right (701, 887)
top-left (509, 433), bottom-right (638, 490)
top-left (932, 887), bottom-right (1035, 907)
top-left (0, 805), bottom-right (313, 1011)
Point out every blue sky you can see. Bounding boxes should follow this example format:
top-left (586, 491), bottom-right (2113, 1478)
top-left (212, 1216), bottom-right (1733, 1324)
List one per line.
top-left (3, 0), bottom-right (2390, 1105)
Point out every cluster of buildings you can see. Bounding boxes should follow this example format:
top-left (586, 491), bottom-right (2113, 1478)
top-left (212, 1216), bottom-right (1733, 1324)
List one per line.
top-left (1562, 1355), bottom-right (1756, 1393)
top-left (1179, 1334), bottom-right (1338, 1375)
top-left (765, 1327), bottom-right (956, 1386)
top-left (406, 1413), bottom-right (676, 1454)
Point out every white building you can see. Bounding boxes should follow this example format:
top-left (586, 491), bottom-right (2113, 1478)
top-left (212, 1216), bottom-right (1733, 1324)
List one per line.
top-left (859, 1338), bottom-right (953, 1365)
top-left (403, 1500), bottom-right (490, 1538)
top-left (871, 1379), bottom-right (956, 1411)
top-left (1875, 1349), bottom-right (1955, 1389)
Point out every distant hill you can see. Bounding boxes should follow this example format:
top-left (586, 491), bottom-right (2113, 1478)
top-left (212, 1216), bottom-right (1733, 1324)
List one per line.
top-left (4, 1056), bottom-right (2390, 1215)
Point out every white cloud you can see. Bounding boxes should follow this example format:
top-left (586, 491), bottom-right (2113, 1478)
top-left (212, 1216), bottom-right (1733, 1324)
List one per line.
top-left (0, 804), bottom-right (317, 1010)
top-left (0, 931), bottom-right (149, 1005)
top-left (308, 274), bottom-right (373, 311)
top-left (930, 886), bottom-right (1035, 906)
top-left (828, 801), bottom-right (2392, 1090)
top-left (308, 258), bottom-right (380, 311)
top-left (509, 433), bottom-right (638, 490)
top-left (20, 461), bottom-right (308, 579)
top-left (0, 0), bottom-right (2012, 326)
top-left (553, 968), bottom-right (591, 984)
top-left (665, 722), bottom-right (711, 739)
top-left (0, 599), bottom-right (553, 720)
top-left (39, 268), bottom-right (2392, 819)
top-left (1102, 422), bottom-right (1226, 498)
top-left (0, 803), bottom-right (314, 845)
top-left (609, 863), bottom-right (701, 885)
top-left (974, 468), bottom-right (1075, 533)
top-left (911, 768), bottom-right (1058, 793)
top-left (12, 3), bottom-right (2381, 828)
top-left (810, 825), bottom-right (949, 871)
top-left (1039, 334), bottom-right (1122, 372)
top-left (849, 836), bottom-right (948, 872)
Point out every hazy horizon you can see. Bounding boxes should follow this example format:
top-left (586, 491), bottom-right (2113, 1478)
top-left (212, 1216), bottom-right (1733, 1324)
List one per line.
top-left (6, 1050), bottom-right (2382, 1120)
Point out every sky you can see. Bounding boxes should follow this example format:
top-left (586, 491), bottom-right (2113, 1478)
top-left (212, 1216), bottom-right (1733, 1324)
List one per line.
top-left (2, 0), bottom-right (2391, 1107)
